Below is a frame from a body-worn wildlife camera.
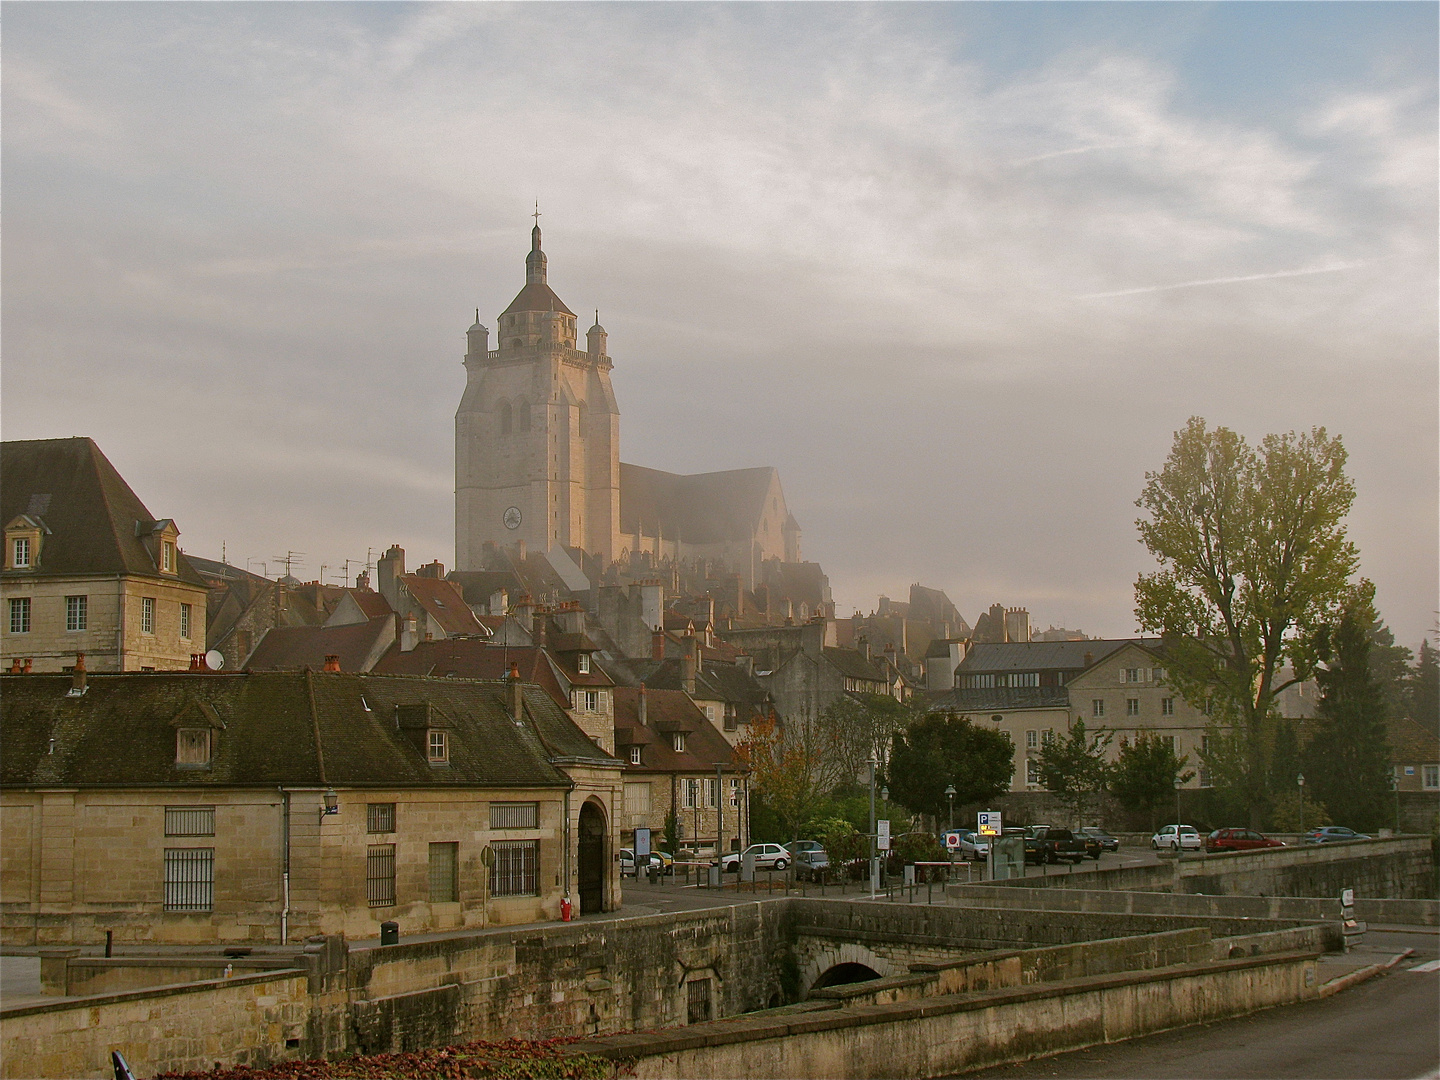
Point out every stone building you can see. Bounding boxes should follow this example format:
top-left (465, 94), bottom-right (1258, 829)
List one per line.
top-left (0, 669), bottom-right (622, 946)
top-left (1, 438), bottom-right (210, 673)
top-left (612, 686), bottom-right (744, 857)
top-left (454, 225), bottom-right (800, 588)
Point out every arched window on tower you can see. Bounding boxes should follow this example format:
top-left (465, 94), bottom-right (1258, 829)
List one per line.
top-left (515, 399), bottom-right (531, 433)
top-left (499, 402), bottom-right (512, 435)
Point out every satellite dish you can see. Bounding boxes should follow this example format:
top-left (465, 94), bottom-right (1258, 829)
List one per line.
top-left (204, 650), bottom-right (225, 671)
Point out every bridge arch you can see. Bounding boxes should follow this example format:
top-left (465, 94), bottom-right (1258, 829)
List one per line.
top-left (800, 942), bottom-right (894, 998)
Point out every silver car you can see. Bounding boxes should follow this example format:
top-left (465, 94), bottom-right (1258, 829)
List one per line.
top-left (721, 843), bottom-right (789, 873)
top-left (956, 829), bottom-right (990, 861)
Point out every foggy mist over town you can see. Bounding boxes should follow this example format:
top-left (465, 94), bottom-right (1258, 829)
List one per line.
top-left (3, 2), bottom-right (1436, 648)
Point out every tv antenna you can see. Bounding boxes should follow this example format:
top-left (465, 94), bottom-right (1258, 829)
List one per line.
top-left (272, 551), bottom-right (305, 579)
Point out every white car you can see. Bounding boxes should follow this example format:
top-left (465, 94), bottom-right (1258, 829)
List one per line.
top-left (1151, 824), bottom-right (1202, 851)
top-left (721, 843), bottom-right (789, 873)
top-left (956, 830), bottom-right (990, 861)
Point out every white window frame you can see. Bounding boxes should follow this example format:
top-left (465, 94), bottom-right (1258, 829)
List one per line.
top-left (1025, 730), bottom-right (1038, 749)
top-left (180, 602), bottom-right (192, 641)
top-left (141, 597), bottom-right (156, 635)
top-left (427, 729), bottom-right (448, 763)
top-left (577, 653), bottom-right (590, 674)
top-left (66, 595), bottom-right (87, 632)
top-left (629, 746), bottom-right (641, 765)
top-left (162, 541), bottom-right (177, 574)
top-left (1126, 698), bottom-right (1140, 717)
top-left (1423, 765), bottom-right (1438, 790)
top-left (12, 537), bottom-right (31, 568)
top-left (1161, 697), bottom-right (1175, 716)
top-left (1092, 699), bottom-right (1104, 718)
top-left (9, 596), bottom-right (31, 634)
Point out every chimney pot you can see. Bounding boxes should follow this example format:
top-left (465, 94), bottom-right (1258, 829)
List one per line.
top-left (23, 658), bottom-right (32, 674)
top-left (507, 662), bottom-right (523, 721)
top-left (70, 653), bottom-right (87, 696)
top-left (323, 654), bottom-right (341, 673)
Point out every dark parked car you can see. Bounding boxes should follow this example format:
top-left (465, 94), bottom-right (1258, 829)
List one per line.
top-left (794, 847), bottom-right (830, 881)
top-left (1205, 828), bottom-right (1285, 853)
top-left (1078, 827), bottom-right (1119, 854)
top-left (1306, 826), bottom-right (1372, 844)
top-left (1024, 826), bottom-right (1087, 865)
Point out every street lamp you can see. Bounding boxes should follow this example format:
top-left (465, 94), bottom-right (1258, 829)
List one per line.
top-left (945, 784), bottom-right (957, 832)
top-left (1173, 775), bottom-right (1183, 861)
top-left (1297, 773), bottom-right (1305, 835)
top-left (319, 787), bottom-right (338, 823)
top-left (868, 752), bottom-right (878, 896)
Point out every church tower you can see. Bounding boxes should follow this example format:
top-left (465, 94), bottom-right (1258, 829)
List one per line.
top-left (455, 223), bottom-right (621, 570)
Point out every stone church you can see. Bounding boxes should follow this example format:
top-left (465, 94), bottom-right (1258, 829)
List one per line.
top-left (455, 225), bottom-right (800, 587)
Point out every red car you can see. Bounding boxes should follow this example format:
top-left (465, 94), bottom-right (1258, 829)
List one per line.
top-left (1205, 828), bottom-right (1285, 853)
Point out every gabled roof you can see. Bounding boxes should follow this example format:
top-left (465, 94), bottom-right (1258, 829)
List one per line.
top-left (619, 463), bottom-right (779, 544)
top-left (372, 641), bottom-right (582, 712)
top-left (402, 576), bottom-right (487, 637)
top-left (0, 671), bottom-right (613, 788)
top-left (612, 687), bottom-right (737, 772)
top-left (927, 686), bottom-right (1071, 713)
top-left (244, 617), bottom-right (395, 673)
top-left (0, 438), bottom-right (206, 586)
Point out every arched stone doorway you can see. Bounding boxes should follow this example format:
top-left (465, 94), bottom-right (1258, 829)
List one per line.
top-left (811, 962), bottom-right (882, 991)
top-left (578, 800), bottom-right (607, 915)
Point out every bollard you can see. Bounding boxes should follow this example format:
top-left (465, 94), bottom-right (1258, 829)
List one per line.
top-left (380, 920), bottom-right (399, 946)
top-left (105, 930), bottom-right (113, 958)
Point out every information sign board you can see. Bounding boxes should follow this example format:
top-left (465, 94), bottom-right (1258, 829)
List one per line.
top-left (877, 820), bottom-right (891, 851)
top-left (977, 811), bottom-right (1002, 837)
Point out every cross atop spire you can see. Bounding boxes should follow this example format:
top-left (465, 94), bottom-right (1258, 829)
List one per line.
top-left (532, 201), bottom-right (541, 227)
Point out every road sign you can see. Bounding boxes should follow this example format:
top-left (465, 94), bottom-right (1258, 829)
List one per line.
top-left (635, 827), bottom-right (651, 858)
top-left (877, 820), bottom-right (891, 851)
top-left (977, 811), bottom-right (1002, 837)
top-left (943, 830), bottom-right (963, 851)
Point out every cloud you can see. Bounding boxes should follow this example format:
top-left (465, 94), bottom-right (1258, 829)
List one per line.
top-left (2, 4), bottom-right (1435, 646)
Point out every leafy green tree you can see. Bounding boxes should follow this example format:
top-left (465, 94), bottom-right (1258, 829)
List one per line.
top-left (1302, 587), bottom-right (1394, 832)
top-left (1035, 720), bottom-right (1113, 827)
top-left (820, 693), bottom-right (917, 789)
top-left (1408, 639), bottom-right (1439, 734)
top-left (1134, 418), bottom-right (1359, 828)
top-left (887, 712), bottom-right (1014, 822)
top-left (1269, 719), bottom-right (1304, 805)
top-left (1110, 732), bottom-right (1194, 831)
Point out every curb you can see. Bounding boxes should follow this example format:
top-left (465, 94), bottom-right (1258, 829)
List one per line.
top-left (1317, 948), bottom-right (1414, 997)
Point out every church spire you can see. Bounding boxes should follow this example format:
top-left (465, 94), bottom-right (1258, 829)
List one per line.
top-left (527, 203), bottom-right (546, 285)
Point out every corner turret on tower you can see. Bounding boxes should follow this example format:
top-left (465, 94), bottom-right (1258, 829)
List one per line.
top-left (466, 310), bottom-right (490, 359)
top-left (587, 312), bottom-right (608, 358)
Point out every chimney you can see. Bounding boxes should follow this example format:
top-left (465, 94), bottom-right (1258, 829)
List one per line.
top-left (857, 637), bottom-right (870, 661)
top-left (189, 654), bottom-right (202, 671)
top-left (23, 658), bottom-right (32, 674)
top-left (513, 593), bottom-right (536, 633)
top-left (1083, 651), bottom-right (1094, 668)
top-left (9, 659), bottom-right (21, 674)
top-left (401, 614), bottom-right (419, 652)
top-left (681, 634), bottom-right (697, 695)
top-left (531, 609), bottom-right (548, 650)
top-left (652, 629), bottom-right (665, 661)
top-left (323, 655), bottom-right (341, 673)
top-left (416, 560), bottom-right (444, 579)
top-left (508, 661), bottom-right (523, 721)
top-left (70, 653), bottom-right (87, 696)
top-left (637, 684), bottom-right (648, 727)
top-left (356, 569), bottom-right (371, 591)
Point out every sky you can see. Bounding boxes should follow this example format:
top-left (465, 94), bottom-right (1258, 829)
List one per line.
top-left (3, 2), bottom-right (1436, 650)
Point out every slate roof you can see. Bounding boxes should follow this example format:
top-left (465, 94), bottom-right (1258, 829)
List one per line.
top-left (371, 641), bottom-right (609, 711)
top-left (822, 647), bottom-right (889, 683)
top-left (0, 438), bottom-right (207, 586)
top-left (612, 687), bottom-right (737, 772)
top-left (614, 657), bottom-right (771, 710)
top-left (0, 671), bottom-right (613, 789)
top-left (956, 640), bottom-right (1137, 675)
top-left (244, 617), bottom-right (394, 673)
top-left (927, 686), bottom-right (1072, 713)
top-left (620, 463), bottom-right (777, 544)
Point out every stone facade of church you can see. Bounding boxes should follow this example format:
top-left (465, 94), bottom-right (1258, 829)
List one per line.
top-left (455, 227), bottom-right (798, 588)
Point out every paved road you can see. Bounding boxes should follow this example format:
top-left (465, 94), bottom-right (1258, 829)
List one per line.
top-left (961, 930), bottom-right (1440, 1080)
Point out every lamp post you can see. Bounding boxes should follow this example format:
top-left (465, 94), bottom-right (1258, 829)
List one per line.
top-left (319, 787), bottom-right (338, 823)
top-left (1297, 773), bottom-right (1305, 836)
top-left (1173, 775), bottom-right (1183, 860)
top-left (1392, 771), bottom-right (1401, 834)
top-left (945, 784), bottom-right (956, 833)
top-left (868, 752), bottom-right (878, 897)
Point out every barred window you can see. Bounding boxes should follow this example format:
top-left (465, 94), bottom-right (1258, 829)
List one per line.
top-left (428, 842), bottom-right (458, 903)
top-left (686, 978), bottom-right (712, 1024)
top-left (367, 844), bottom-right (396, 907)
top-left (66, 595), bottom-right (88, 632)
top-left (490, 802), bottom-right (538, 829)
top-left (165, 806), bottom-right (215, 837)
top-left (164, 848), bottom-right (214, 911)
top-left (491, 840), bottom-right (538, 896)
top-left (367, 803), bottom-right (396, 833)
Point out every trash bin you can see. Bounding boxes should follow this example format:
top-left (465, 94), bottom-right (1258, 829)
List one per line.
top-left (380, 921), bottom-right (399, 946)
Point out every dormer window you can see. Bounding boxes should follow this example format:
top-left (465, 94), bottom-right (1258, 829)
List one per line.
top-left (162, 541), bottom-right (177, 574)
top-left (12, 537), bottom-right (30, 568)
top-left (428, 729), bottom-right (449, 764)
top-left (176, 728), bottom-right (212, 767)
top-left (672, 733), bottom-right (686, 753)
top-left (577, 653), bottom-right (591, 674)
top-left (629, 746), bottom-right (641, 765)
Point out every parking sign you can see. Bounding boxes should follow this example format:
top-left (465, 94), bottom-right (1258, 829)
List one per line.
top-left (977, 811), bottom-right (1002, 837)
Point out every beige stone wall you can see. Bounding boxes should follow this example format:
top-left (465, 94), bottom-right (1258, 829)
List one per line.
top-left (0, 573), bottom-right (206, 673)
top-left (618, 773), bottom-right (746, 857)
top-left (0, 971), bottom-right (313, 1080)
top-left (1, 781), bottom-right (624, 946)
